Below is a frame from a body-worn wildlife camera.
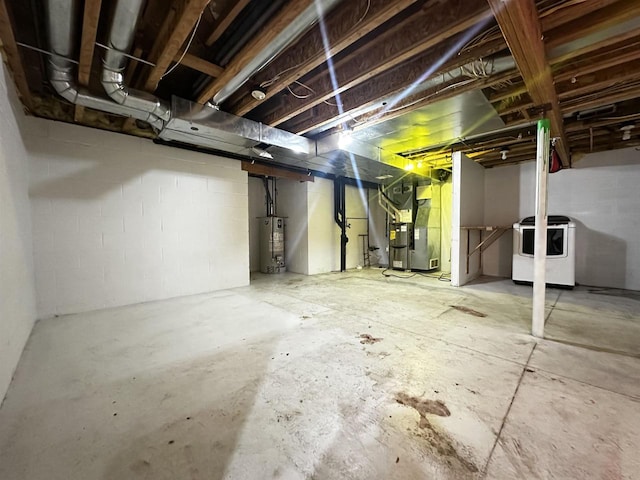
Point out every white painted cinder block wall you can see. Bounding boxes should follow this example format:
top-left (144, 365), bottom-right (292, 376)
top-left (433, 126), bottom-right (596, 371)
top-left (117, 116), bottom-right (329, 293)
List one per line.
top-left (0, 63), bottom-right (37, 402)
top-left (248, 177), bottom-right (265, 272)
top-left (278, 179), bottom-right (309, 275)
top-left (451, 152), bottom-right (485, 286)
top-left (307, 178), bottom-right (340, 274)
top-left (484, 147), bottom-right (640, 290)
top-left (26, 119), bottom-right (249, 318)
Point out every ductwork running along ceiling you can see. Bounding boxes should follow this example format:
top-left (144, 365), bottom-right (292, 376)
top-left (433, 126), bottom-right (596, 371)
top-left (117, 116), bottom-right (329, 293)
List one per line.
top-left (2, 0), bottom-right (640, 181)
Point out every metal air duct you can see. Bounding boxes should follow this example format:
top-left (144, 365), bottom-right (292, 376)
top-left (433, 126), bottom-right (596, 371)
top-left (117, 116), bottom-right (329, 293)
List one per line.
top-left (45, 0), bottom-right (167, 130)
top-left (209, 0), bottom-right (342, 106)
top-left (101, 0), bottom-right (170, 122)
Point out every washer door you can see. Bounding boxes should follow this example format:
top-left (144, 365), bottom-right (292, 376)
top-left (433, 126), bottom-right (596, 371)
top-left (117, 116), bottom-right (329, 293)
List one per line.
top-left (520, 225), bottom-right (568, 257)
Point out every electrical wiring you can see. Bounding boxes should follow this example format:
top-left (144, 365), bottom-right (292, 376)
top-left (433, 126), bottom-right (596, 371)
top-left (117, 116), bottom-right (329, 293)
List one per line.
top-left (381, 268), bottom-right (451, 282)
top-left (286, 84), bottom-right (312, 99)
top-left (162, 11), bottom-right (203, 80)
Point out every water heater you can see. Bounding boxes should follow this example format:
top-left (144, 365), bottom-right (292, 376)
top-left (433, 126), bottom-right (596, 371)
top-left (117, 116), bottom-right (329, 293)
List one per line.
top-left (259, 216), bottom-right (286, 274)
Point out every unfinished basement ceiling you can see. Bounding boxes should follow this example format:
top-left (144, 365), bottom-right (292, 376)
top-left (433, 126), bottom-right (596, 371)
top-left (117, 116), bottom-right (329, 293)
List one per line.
top-left (1, 0), bottom-right (640, 181)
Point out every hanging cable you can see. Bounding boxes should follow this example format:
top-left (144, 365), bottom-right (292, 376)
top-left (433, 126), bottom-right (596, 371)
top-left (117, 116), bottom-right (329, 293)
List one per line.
top-left (161, 11), bottom-right (203, 80)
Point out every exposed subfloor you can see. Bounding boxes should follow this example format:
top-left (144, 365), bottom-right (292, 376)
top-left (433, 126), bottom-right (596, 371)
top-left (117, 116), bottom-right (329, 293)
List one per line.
top-left (1, 270), bottom-right (639, 479)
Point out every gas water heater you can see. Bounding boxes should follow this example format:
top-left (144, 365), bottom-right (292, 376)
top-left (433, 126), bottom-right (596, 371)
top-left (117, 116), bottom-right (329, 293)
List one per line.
top-left (259, 177), bottom-right (286, 274)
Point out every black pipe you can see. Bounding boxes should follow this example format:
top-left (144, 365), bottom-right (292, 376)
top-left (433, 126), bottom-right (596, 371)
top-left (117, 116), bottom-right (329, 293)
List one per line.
top-left (333, 178), bottom-right (348, 272)
top-left (262, 177), bottom-right (274, 216)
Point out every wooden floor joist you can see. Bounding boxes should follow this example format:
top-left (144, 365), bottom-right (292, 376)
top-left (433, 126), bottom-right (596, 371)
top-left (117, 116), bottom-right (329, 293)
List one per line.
top-left (0, 0), bottom-right (33, 111)
top-left (487, 0), bottom-right (571, 166)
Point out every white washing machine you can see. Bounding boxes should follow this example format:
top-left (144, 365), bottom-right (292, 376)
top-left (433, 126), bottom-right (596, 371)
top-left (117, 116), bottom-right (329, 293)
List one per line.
top-left (512, 215), bottom-right (576, 288)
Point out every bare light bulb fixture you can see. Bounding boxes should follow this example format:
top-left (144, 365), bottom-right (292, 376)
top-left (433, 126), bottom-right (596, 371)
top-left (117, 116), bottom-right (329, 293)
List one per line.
top-left (500, 147), bottom-right (510, 160)
top-left (621, 124), bottom-right (635, 141)
top-left (251, 87), bottom-right (266, 101)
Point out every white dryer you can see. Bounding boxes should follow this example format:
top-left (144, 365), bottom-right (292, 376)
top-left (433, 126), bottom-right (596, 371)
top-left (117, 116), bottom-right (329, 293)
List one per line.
top-left (512, 215), bottom-right (576, 288)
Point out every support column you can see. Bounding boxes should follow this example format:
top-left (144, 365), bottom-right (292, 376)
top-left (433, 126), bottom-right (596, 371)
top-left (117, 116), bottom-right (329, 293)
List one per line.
top-left (532, 118), bottom-right (550, 338)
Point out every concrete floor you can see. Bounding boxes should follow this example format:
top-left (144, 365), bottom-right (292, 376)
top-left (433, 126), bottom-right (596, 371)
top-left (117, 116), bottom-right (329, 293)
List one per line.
top-left (1, 270), bottom-right (639, 479)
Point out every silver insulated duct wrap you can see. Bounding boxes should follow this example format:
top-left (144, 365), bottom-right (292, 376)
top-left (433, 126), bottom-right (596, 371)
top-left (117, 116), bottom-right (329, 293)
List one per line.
top-left (101, 0), bottom-right (170, 122)
top-left (45, 0), bottom-right (168, 129)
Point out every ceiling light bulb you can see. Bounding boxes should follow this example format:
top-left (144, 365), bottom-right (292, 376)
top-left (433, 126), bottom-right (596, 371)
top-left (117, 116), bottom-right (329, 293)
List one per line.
top-left (251, 88), bottom-right (266, 101)
top-left (621, 124), bottom-right (635, 141)
top-left (500, 147), bottom-right (509, 160)
top-left (404, 163), bottom-right (414, 171)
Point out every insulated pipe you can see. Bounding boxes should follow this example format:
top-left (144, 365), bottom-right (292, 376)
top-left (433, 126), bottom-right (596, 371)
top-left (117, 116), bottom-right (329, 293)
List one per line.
top-left (211, 0), bottom-right (342, 106)
top-left (101, 0), bottom-right (171, 121)
top-left (44, 0), bottom-right (166, 130)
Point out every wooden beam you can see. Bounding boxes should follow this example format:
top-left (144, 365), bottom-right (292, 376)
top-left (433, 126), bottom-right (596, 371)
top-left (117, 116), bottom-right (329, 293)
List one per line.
top-left (0, 0), bottom-right (33, 111)
top-left (555, 45), bottom-right (640, 83)
top-left (205, 0), bottom-right (251, 46)
top-left (544, 1), bottom-right (640, 50)
top-left (231, 0), bottom-right (420, 116)
top-left (279, 34), bottom-right (508, 134)
top-left (77, 0), bottom-right (102, 86)
top-left (75, 0), bottom-right (102, 123)
top-left (197, 0), bottom-right (317, 104)
top-left (124, 47), bottom-right (143, 85)
top-left (557, 62), bottom-right (640, 101)
top-left (540, 0), bottom-right (623, 32)
top-left (261, 0), bottom-right (493, 127)
top-left (335, 68), bottom-right (520, 136)
top-left (487, 0), bottom-right (571, 166)
top-left (174, 53), bottom-right (224, 78)
top-left (549, 27), bottom-right (640, 65)
top-left (74, 105), bottom-right (86, 122)
top-left (241, 161), bottom-right (314, 182)
top-left (488, 82), bottom-right (527, 103)
top-left (141, 0), bottom-right (211, 92)
top-left (561, 84), bottom-right (640, 116)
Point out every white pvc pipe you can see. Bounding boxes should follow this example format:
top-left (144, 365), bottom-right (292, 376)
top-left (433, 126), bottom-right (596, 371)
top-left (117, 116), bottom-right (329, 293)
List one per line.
top-left (532, 118), bottom-right (550, 338)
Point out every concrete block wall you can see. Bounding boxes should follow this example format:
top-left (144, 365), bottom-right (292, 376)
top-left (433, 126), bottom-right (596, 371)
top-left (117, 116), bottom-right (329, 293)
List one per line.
top-left (307, 178), bottom-right (340, 274)
top-left (344, 185), bottom-right (369, 269)
top-left (451, 152), bottom-right (485, 286)
top-left (26, 119), bottom-right (249, 318)
top-left (0, 63), bottom-right (37, 402)
top-left (484, 148), bottom-right (640, 290)
top-left (248, 177), bottom-right (265, 272)
top-left (277, 179), bottom-right (309, 275)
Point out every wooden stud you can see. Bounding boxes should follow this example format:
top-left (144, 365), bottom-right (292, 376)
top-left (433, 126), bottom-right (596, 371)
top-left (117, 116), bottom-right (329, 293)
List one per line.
top-left (124, 47), bottom-right (143, 86)
top-left (74, 105), bottom-right (86, 123)
top-left (263, 0), bottom-right (492, 126)
top-left (0, 0), bottom-right (33, 111)
top-left (261, 0), bottom-right (492, 127)
top-left (555, 47), bottom-right (640, 83)
top-left (487, 0), bottom-right (571, 166)
top-left (231, 0), bottom-right (420, 116)
top-left (557, 63), bottom-right (640, 101)
top-left (77, 0), bottom-right (102, 86)
top-left (205, 0), bottom-right (251, 46)
top-left (278, 34), bottom-right (508, 134)
top-left (549, 28), bottom-right (640, 65)
top-left (540, 0), bottom-right (622, 32)
top-left (197, 0), bottom-right (317, 104)
top-left (241, 161), bottom-right (314, 182)
top-left (174, 53), bottom-right (224, 78)
top-left (544, 1), bottom-right (640, 50)
top-left (142, 0), bottom-right (211, 93)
